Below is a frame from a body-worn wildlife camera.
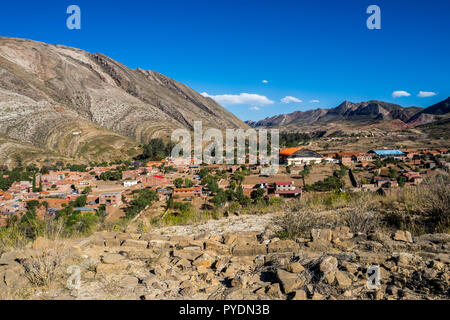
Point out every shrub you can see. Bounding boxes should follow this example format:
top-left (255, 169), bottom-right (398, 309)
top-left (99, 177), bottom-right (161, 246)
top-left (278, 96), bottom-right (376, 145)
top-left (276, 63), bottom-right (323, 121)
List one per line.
top-left (22, 248), bottom-right (66, 287)
top-left (274, 202), bottom-right (321, 239)
top-left (415, 174), bottom-right (450, 233)
top-left (343, 203), bottom-right (380, 234)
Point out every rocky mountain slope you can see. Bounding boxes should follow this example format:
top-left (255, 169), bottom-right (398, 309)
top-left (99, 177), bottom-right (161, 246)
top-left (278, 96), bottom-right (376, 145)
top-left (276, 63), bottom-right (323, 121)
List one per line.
top-left (0, 37), bottom-right (246, 164)
top-left (407, 97), bottom-right (450, 126)
top-left (0, 212), bottom-right (448, 300)
top-left (247, 99), bottom-right (450, 129)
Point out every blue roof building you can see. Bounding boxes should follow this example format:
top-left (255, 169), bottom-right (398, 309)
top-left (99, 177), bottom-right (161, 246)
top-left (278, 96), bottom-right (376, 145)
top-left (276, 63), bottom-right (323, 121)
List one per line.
top-left (369, 150), bottom-right (405, 157)
top-left (74, 207), bottom-right (95, 212)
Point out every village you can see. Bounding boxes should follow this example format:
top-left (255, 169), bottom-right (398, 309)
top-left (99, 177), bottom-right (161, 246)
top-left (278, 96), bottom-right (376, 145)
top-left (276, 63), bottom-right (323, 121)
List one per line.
top-left (0, 147), bottom-right (449, 228)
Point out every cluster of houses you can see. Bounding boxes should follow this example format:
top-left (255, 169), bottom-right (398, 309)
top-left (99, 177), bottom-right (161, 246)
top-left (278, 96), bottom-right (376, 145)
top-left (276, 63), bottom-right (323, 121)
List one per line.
top-left (0, 147), bottom-right (448, 226)
top-left (280, 147), bottom-right (449, 167)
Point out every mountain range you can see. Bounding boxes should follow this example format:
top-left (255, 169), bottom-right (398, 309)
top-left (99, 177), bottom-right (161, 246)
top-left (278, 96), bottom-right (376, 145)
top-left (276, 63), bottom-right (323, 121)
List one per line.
top-left (0, 37), bottom-right (246, 165)
top-left (0, 37), bottom-right (448, 166)
top-left (246, 98), bottom-right (450, 129)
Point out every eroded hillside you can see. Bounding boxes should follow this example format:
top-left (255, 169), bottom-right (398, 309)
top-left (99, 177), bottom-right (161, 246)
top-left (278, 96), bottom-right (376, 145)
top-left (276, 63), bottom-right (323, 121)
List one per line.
top-left (0, 37), bottom-right (247, 164)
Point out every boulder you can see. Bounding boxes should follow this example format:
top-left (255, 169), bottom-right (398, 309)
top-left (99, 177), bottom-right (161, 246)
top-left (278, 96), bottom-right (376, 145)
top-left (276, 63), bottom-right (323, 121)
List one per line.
top-left (121, 239), bottom-right (148, 249)
top-left (32, 237), bottom-right (54, 250)
top-left (268, 240), bottom-right (299, 253)
top-left (118, 275), bottom-right (139, 289)
top-left (332, 226), bottom-right (353, 241)
top-left (204, 240), bottom-right (231, 255)
top-left (292, 289), bottom-right (307, 300)
top-left (311, 292), bottom-right (324, 300)
top-left (276, 269), bottom-right (303, 293)
top-left (214, 256), bottom-right (230, 272)
top-left (266, 283), bottom-right (283, 298)
top-left (180, 286), bottom-right (197, 297)
top-left (232, 244), bottom-right (267, 256)
top-left (393, 230), bottom-right (413, 243)
top-left (173, 249), bottom-right (203, 261)
top-left (342, 261), bottom-right (359, 274)
top-left (319, 256), bottom-right (338, 274)
top-left (286, 262), bottom-right (305, 273)
top-left (102, 253), bottom-right (125, 264)
top-left (231, 274), bottom-right (248, 288)
top-left (192, 253), bottom-right (215, 268)
top-left (105, 238), bottom-right (122, 247)
top-left (311, 229), bottom-right (333, 242)
top-left (335, 270), bottom-right (352, 288)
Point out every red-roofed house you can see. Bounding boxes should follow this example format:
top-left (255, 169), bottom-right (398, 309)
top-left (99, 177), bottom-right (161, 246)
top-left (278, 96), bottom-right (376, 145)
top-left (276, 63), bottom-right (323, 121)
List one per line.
top-left (141, 175), bottom-right (169, 187)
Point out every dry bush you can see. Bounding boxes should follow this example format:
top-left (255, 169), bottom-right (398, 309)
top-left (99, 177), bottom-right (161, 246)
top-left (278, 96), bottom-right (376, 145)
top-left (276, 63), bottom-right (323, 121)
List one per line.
top-left (380, 172), bottom-right (449, 234)
top-left (274, 200), bottom-right (328, 239)
top-left (0, 226), bottom-right (28, 256)
top-left (342, 192), bottom-right (380, 234)
top-left (22, 247), bottom-right (67, 287)
top-left (415, 173), bottom-right (450, 233)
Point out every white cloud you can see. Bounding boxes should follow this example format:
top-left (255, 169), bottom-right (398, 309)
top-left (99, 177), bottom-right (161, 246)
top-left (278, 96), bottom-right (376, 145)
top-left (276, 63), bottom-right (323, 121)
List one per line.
top-left (418, 91), bottom-right (437, 98)
top-left (281, 96), bottom-right (303, 104)
top-left (262, 80), bottom-right (268, 84)
top-left (392, 90), bottom-right (411, 98)
top-left (249, 106), bottom-right (260, 111)
top-left (201, 92), bottom-right (274, 106)
top-left (309, 99), bottom-right (320, 103)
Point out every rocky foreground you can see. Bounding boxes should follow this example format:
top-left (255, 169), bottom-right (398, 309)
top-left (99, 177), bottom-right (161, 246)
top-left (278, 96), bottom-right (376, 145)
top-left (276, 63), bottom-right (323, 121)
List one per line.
top-left (0, 213), bottom-right (449, 300)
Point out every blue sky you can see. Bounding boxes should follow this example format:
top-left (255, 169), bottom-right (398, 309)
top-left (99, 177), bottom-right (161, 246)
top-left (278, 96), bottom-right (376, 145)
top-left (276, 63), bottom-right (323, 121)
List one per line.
top-left (1, 0), bottom-right (449, 121)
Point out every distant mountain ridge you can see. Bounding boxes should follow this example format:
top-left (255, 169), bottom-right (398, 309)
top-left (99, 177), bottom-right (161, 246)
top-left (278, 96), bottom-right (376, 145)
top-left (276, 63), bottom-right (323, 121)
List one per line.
top-left (246, 98), bottom-right (449, 128)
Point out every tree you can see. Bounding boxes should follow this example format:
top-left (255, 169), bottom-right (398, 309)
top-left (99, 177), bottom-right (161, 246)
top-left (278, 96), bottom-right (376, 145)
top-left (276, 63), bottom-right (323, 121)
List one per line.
top-left (125, 189), bottom-right (158, 219)
top-left (374, 159), bottom-right (383, 169)
top-left (26, 200), bottom-right (40, 211)
top-left (232, 171), bottom-right (245, 185)
top-left (100, 170), bottom-right (122, 181)
top-left (388, 168), bottom-right (398, 179)
top-left (173, 178), bottom-right (184, 188)
top-left (66, 212), bottom-right (98, 235)
top-left (310, 175), bottom-right (345, 192)
top-left (397, 176), bottom-right (407, 187)
top-left (138, 138), bottom-right (175, 160)
top-left (82, 186), bottom-right (92, 194)
top-left (212, 189), bottom-right (227, 207)
top-left (184, 178), bottom-right (194, 188)
top-left (235, 186), bottom-right (251, 206)
top-left (251, 188), bottom-right (266, 202)
top-left (74, 195), bottom-right (87, 207)
top-left (207, 180), bottom-right (219, 194)
top-left (198, 168), bottom-right (210, 179)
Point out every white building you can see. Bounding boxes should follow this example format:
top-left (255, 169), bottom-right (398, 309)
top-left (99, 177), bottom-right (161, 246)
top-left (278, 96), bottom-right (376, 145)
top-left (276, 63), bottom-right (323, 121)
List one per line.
top-left (123, 180), bottom-right (139, 187)
top-left (280, 149), bottom-right (323, 166)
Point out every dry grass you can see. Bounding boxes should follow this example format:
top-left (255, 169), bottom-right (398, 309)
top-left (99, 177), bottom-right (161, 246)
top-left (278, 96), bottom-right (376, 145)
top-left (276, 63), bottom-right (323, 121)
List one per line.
top-left (0, 218), bottom-right (66, 256)
top-left (21, 246), bottom-right (68, 288)
top-left (274, 172), bottom-right (449, 238)
top-left (342, 193), bottom-right (380, 234)
top-left (416, 174), bottom-right (450, 232)
top-left (273, 200), bottom-right (332, 239)
top-left (380, 172), bottom-right (450, 234)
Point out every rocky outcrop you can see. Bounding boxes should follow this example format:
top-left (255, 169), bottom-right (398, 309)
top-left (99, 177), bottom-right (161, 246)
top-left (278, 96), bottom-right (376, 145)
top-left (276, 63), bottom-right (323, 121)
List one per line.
top-left (1, 221), bottom-right (448, 300)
